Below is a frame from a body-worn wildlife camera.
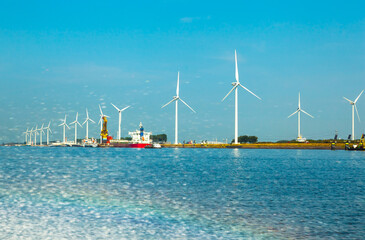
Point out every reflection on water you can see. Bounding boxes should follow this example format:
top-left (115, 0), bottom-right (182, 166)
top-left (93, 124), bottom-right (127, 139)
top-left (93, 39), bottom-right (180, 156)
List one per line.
top-left (0, 147), bottom-right (364, 239)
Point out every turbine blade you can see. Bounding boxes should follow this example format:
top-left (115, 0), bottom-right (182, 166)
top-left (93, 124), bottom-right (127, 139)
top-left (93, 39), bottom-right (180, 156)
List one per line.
top-left (161, 98), bottom-right (176, 108)
top-left (111, 103), bottom-right (120, 111)
top-left (48, 121), bottom-right (51, 128)
top-left (99, 105), bottom-right (103, 116)
top-left (355, 104), bottom-right (361, 122)
top-left (82, 119), bottom-right (88, 125)
top-left (86, 108), bottom-right (89, 118)
top-left (49, 128), bottom-right (52, 134)
top-left (89, 118), bottom-right (96, 124)
top-left (179, 98), bottom-right (196, 113)
top-left (78, 122), bottom-right (83, 127)
top-left (222, 85), bottom-right (237, 102)
top-left (343, 97), bottom-right (353, 104)
top-left (176, 72), bottom-right (180, 97)
top-left (66, 124), bottom-right (70, 129)
top-left (301, 109), bottom-right (314, 118)
top-left (121, 106), bottom-right (130, 112)
top-left (288, 109), bottom-right (299, 118)
top-left (238, 83), bottom-right (262, 100)
top-left (298, 92), bottom-right (301, 108)
top-left (235, 50), bottom-right (239, 83)
top-left (354, 89), bottom-right (364, 103)
top-left (58, 123), bottom-right (64, 127)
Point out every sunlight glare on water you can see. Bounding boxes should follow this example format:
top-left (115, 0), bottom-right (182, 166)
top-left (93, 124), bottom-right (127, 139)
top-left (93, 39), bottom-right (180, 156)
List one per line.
top-left (0, 147), bottom-right (364, 239)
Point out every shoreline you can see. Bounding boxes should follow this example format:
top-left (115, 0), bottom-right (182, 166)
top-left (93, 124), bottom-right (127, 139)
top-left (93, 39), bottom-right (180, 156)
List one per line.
top-left (161, 142), bottom-right (346, 150)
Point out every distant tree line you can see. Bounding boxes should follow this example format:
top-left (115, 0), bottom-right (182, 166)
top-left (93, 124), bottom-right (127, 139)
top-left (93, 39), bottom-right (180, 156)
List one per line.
top-left (152, 134), bottom-right (167, 143)
top-left (233, 135), bottom-right (258, 143)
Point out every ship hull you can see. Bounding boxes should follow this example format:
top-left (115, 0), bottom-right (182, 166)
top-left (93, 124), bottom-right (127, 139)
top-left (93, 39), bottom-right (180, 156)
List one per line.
top-left (109, 142), bottom-right (151, 148)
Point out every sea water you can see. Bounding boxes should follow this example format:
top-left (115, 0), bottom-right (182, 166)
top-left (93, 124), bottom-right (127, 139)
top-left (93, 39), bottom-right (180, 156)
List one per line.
top-left (0, 147), bottom-right (364, 239)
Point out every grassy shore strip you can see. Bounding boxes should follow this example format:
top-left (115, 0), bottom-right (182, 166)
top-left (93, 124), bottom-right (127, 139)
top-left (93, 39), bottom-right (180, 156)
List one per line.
top-left (161, 142), bottom-right (346, 150)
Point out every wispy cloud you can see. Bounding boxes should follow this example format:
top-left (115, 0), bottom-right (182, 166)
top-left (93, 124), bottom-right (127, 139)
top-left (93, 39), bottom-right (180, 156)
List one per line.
top-left (180, 16), bottom-right (210, 23)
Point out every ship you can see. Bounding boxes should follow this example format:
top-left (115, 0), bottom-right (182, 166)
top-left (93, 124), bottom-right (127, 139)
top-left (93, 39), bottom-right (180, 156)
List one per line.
top-left (103, 122), bottom-right (153, 148)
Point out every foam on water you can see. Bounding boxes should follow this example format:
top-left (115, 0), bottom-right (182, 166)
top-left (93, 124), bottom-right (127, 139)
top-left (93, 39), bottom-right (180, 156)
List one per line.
top-left (0, 147), bottom-right (364, 239)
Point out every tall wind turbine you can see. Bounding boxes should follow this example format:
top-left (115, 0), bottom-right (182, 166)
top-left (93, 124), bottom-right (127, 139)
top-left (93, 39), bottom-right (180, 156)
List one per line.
top-left (82, 108), bottom-right (95, 140)
top-left (343, 90), bottom-right (364, 140)
top-left (44, 122), bottom-right (52, 145)
top-left (58, 115), bottom-right (70, 143)
top-left (288, 92), bottom-right (314, 141)
top-left (161, 71), bottom-right (196, 144)
top-left (70, 112), bottom-right (82, 144)
top-left (98, 105), bottom-right (110, 143)
top-left (222, 50), bottom-right (261, 144)
top-left (39, 124), bottom-right (45, 145)
top-left (111, 103), bottom-right (130, 140)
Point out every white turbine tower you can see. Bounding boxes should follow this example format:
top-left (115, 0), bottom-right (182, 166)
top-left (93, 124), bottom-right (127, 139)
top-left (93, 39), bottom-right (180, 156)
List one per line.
top-left (70, 112), bottom-right (82, 144)
top-left (58, 115), bottom-right (70, 143)
top-left (288, 92), bottom-right (314, 142)
top-left (161, 71), bottom-right (196, 144)
top-left (33, 125), bottom-right (39, 146)
top-left (44, 122), bottom-right (52, 145)
top-left (222, 50), bottom-right (261, 144)
top-left (82, 108), bottom-right (95, 140)
top-left (111, 103), bottom-right (130, 140)
top-left (39, 124), bottom-right (45, 145)
top-left (343, 90), bottom-right (364, 141)
top-left (23, 128), bottom-right (29, 144)
top-left (98, 105), bottom-right (110, 143)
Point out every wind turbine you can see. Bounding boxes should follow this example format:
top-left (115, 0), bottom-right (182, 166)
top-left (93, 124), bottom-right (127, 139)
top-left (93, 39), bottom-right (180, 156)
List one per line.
top-left (29, 127), bottom-right (33, 145)
top-left (39, 124), bottom-right (45, 145)
top-left (82, 108), bottom-right (95, 140)
top-left (222, 50), bottom-right (261, 144)
top-left (58, 115), bottom-right (70, 143)
top-left (98, 105), bottom-right (110, 143)
top-left (23, 128), bottom-right (29, 144)
top-left (111, 103), bottom-right (130, 140)
top-left (343, 90), bottom-right (364, 141)
top-left (33, 125), bottom-right (39, 146)
top-left (288, 92), bottom-right (314, 141)
top-left (44, 122), bottom-right (52, 145)
top-left (70, 112), bottom-right (82, 144)
top-left (161, 71), bottom-right (196, 144)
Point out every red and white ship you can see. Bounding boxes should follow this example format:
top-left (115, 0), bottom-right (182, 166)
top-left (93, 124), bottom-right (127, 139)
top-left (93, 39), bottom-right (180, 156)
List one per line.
top-left (109, 122), bottom-right (152, 148)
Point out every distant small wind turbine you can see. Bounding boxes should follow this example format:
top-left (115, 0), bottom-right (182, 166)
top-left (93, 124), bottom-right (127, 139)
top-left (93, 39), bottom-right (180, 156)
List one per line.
top-left (23, 128), bottom-right (29, 144)
top-left (39, 124), bottom-right (45, 145)
top-left (98, 105), bottom-right (110, 143)
top-left (82, 108), bottom-right (95, 140)
top-left (288, 92), bottom-right (314, 141)
top-left (70, 112), bottom-right (82, 144)
top-left (161, 72), bottom-right (196, 144)
top-left (33, 125), bottom-right (39, 146)
top-left (343, 90), bottom-right (364, 140)
top-left (111, 103), bottom-right (130, 140)
top-left (58, 115), bottom-right (70, 143)
top-left (222, 50), bottom-right (261, 144)
top-left (29, 127), bottom-right (34, 145)
top-left (44, 122), bottom-right (52, 145)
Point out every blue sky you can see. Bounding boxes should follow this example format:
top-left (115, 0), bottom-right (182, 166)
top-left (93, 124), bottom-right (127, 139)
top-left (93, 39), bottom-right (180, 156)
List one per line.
top-left (0, 0), bottom-right (364, 143)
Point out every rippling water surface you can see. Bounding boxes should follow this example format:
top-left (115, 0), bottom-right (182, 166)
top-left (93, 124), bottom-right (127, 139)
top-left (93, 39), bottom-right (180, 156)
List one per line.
top-left (0, 147), bottom-right (364, 239)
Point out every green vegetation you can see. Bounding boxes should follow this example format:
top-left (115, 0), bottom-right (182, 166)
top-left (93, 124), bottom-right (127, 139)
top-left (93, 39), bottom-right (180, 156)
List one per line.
top-left (232, 135), bottom-right (258, 143)
top-left (152, 134), bottom-right (167, 143)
